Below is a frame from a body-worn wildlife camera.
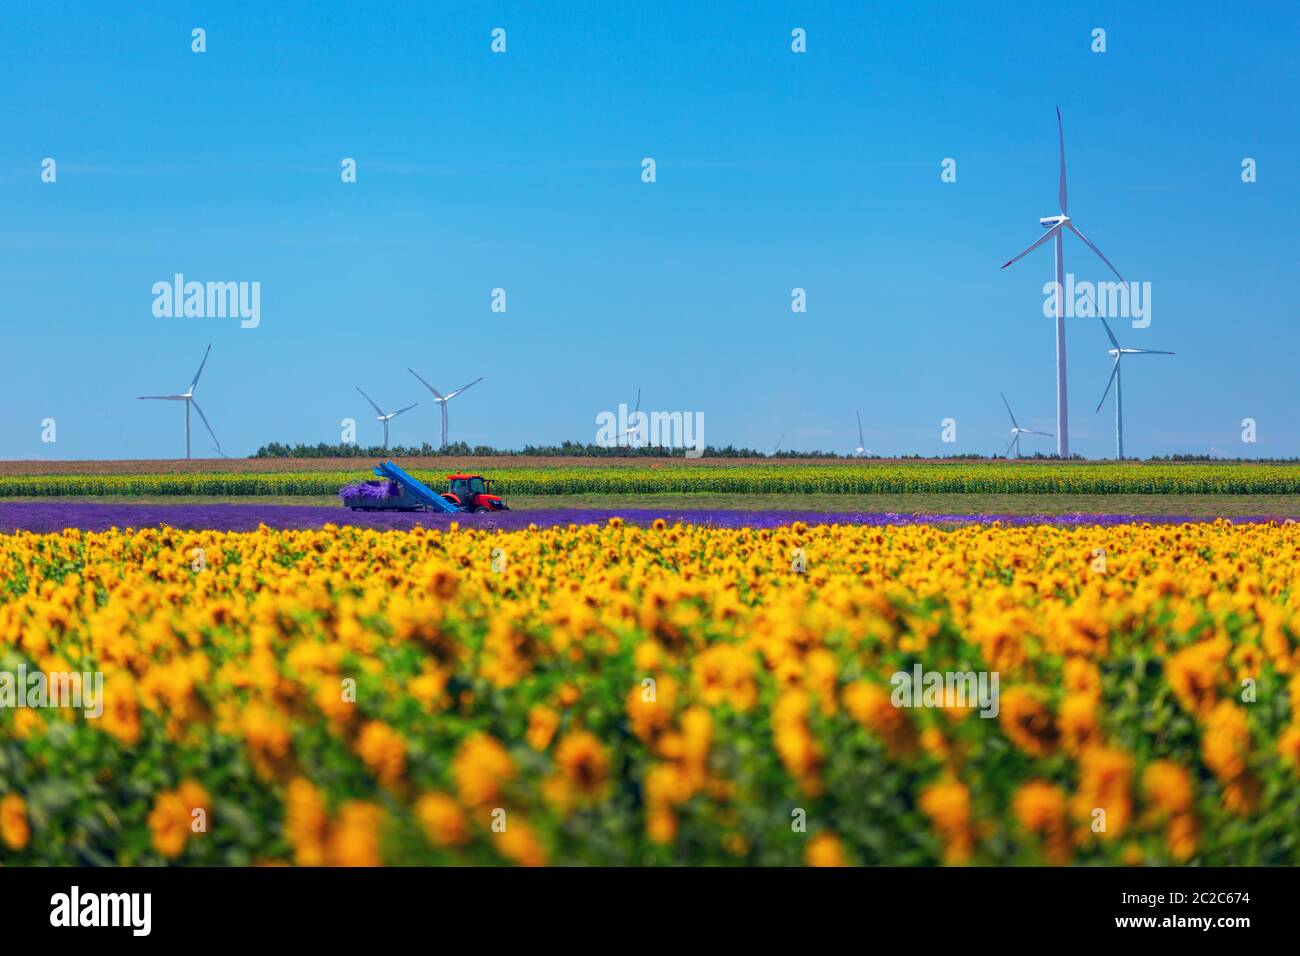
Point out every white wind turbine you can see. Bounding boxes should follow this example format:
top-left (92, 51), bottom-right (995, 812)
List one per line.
top-left (407, 370), bottom-right (484, 449)
top-left (137, 343), bottom-right (223, 459)
top-left (621, 388), bottom-right (642, 445)
top-left (854, 411), bottom-right (874, 457)
top-left (1000, 393), bottom-right (1053, 459)
top-left (1001, 107), bottom-right (1125, 459)
top-left (356, 387), bottom-right (417, 449)
top-left (1095, 315), bottom-right (1174, 460)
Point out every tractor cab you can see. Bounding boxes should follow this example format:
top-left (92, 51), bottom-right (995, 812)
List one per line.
top-left (442, 474), bottom-right (509, 512)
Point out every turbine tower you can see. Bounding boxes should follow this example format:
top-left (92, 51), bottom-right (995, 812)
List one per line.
top-left (621, 388), bottom-right (642, 445)
top-left (1001, 107), bottom-right (1125, 459)
top-left (1095, 315), bottom-right (1174, 459)
top-left (356, 387), bottom-right (417, 449)
top-left (408, 369), bottom-right (484, 449)
top-left (1000, 392), bottom-right (1053, 459)
top-left (137, 343), bottom-right (223, 459)
top-left (854, 411), bottom-right (873, 457)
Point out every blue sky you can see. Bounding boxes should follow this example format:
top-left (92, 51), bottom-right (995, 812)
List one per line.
top-left (2, 1), bottom-right (1296, 459)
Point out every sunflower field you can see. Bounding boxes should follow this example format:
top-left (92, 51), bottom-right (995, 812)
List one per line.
top-left (4, 462), bottom-right (1300, 497)
top-left (1, 518), bottom-right (1299, 866)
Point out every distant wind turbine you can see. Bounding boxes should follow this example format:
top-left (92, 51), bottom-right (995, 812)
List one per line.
top-left (854, 411), bottom-right (874, 457)
top-left (1095, 315), bottom-right (1174, 459)
top-left (1000, 392), bottom-right (1053, 459)
top-left (137, 343), bottom-right (223, 459)
top-left (408, 369), bottom-right (483, 448)
top-left (621, 388), bottom-right (642, 445)
top-left (356, 387), bottom-right (417, 449)
top-left (773, 432), bottom-right (786, 456)
top-left (1001, 107), bottom-right (1125, 459)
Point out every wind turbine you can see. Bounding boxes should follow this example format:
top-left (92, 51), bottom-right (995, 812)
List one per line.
top-left (408, 369), bottom-right (483, 448)
top-left (1001, 107), bottom-right (1125, 459)
top-left (1095, 315), bottom-right (1174, 459)
top-left (854, 411), bottom-right (874, 457)
top-left (773, 432), bottom-right (786, 456)
top-left (356, 387), bottom-right (417, 449)
top-left (1000, 393), bottom-right (1053, 459)
top-left (621, 388), bottom-right (642, 445)
top-left (137, 343), bottom-right (223, 459)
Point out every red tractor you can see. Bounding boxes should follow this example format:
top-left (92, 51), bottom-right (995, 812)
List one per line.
top-left (441, 474), bottom-right (509, 513)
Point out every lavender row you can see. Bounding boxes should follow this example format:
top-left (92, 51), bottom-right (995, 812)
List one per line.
top-left (0, 502), bottom-right (1295, 535)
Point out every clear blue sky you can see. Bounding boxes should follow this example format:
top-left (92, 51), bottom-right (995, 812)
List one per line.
top-left (2, 1), bottom-right (1296, 459)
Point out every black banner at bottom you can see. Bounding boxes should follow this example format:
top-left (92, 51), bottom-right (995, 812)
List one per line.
top-left (0, 865), bottom-right (1279, 941)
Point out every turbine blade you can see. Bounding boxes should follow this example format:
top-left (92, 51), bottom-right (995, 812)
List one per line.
top-left (1065, 222), bottom-right (1123, 282)
top-left (1098, 315), bottom-right (1121, 351)
top-left (391, 403), bottom-right (418, 418)
top-left (1056, 106), bottom-right (1068, 216)
top-left (407, 368), bottom-right (445, 400)
top-left (1004, 435), bottom-right (1018, 457)
top-left (1001, 224), bottom-right (1062, 270)
top-left (1096, 358), bottom-right (1121, 412)
top-left (856, 410), bottom-right (865, 446)
top-left (1130, 349), bottom-right (1175, 355)
top-left (999, 392), bottom-right (1020, 429)
top-left (355, 387), bottom-right (385, 417)
top-left (190, 399), bottom-right (221, 452)
top-left (190, 343), bottom-right (213, 392)
top-left (633, 387), bottom-right (641, 415)
top-left (444, 376), bottom-right (484, 401)
top-left (138, 395), bottom-right (186, 400)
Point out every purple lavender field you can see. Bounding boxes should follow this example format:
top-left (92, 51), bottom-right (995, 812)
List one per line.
top-left (0, 501), bottom-right (1288, 534)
